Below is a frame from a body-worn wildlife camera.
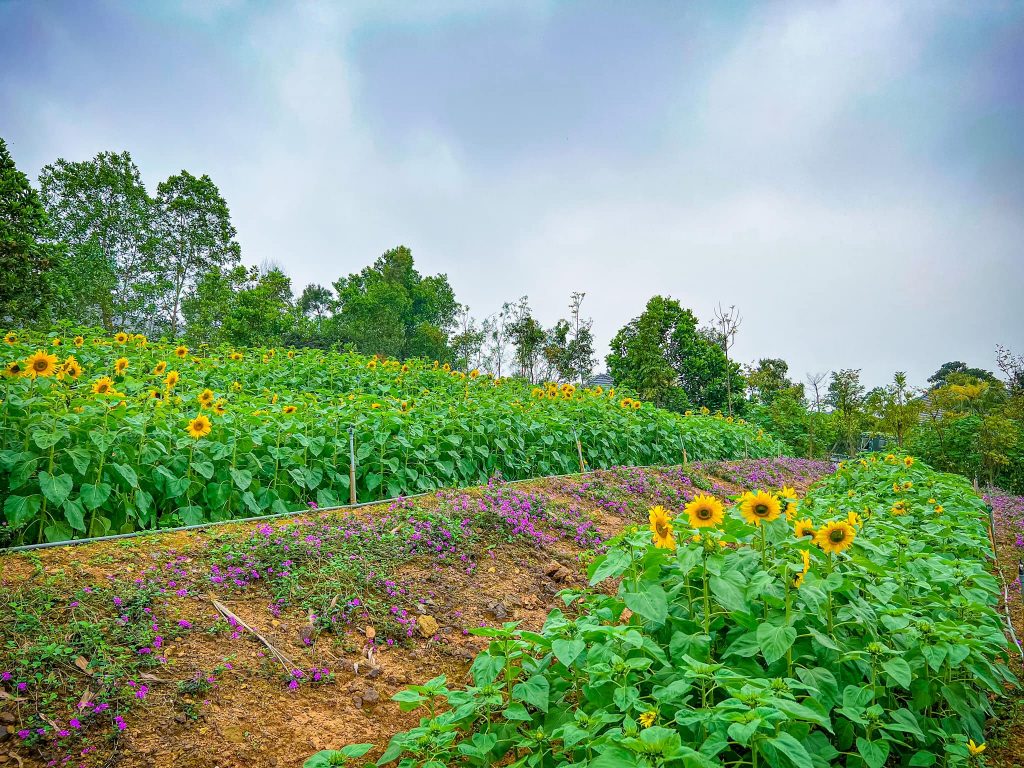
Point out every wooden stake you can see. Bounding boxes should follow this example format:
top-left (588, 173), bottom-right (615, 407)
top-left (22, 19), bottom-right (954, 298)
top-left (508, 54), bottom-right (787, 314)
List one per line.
top-left (572, 427), bottom-right (585, 474)
top-left (348, 426), bottom-right (357, 505)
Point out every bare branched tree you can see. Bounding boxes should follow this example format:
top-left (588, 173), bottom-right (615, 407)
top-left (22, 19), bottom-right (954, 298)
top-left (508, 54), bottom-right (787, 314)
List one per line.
top-left (713, 304), bottom-right (742, 416)
top-left (806, 371), bottom-right (828, 413)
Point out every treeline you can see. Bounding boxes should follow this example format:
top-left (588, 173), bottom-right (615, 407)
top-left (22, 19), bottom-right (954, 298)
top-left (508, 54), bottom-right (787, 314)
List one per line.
top-left (4, 137), bottom-right (1023, 490)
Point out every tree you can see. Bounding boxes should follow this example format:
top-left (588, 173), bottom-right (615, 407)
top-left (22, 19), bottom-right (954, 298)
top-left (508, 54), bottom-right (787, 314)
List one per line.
top-left (996, 344), bottom-right (1024, 393)
top-left (506, 297), bottom-right (548, 384)
top-left (183, 265), bottom-right (294, 347)
top-left (483, 301), bottom-right (514, 378)
top-left (712, 304), bottom-right (742, 416)
top-left (0, 137), bottom-right (58, 323)
top-left (872, 372), bottom-right (922, 449)
top-left (544, 292), bottom-right (596, 384)
top-left (154, 170), bottom-right (240, 337)
top-left (39, 151), bottom-right (158, 331)
top-left (926, 361), bottom-right (997, 389)
top-left (606, 296), bottom-right (736, 412)
top-left (450, 304), bottom-right (487, 371)
top-left (331, 246), bottom-right (457, 361)
top-left (827, 369), bottom-right (865, 457)
top-left (746, 358), bottom-right (798, 405)
top-left (805, 371), bottom-right (827, 413)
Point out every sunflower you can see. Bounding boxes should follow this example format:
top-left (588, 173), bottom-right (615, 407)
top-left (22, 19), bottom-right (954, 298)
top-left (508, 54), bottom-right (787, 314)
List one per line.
top-left (784, 500), bottom-right (799, 521)
top-left (212, 398), bottom-right (227, 416)
top-left (620, 397), bottom-right (633, 409)
top-left (814, 520), bottom-right (856, 554)
top-left (3, 332), bottom-right (16, 344)
top-left (186, 414), bottom-right (212, 439)
top-left (401, 363), bottom-right (410, 373)
top-left (794, 518), bottom-right (815, 538)
top-left (891, 501), bottom-right (907, 516)
top-left (648, 505), bottom-right (676, 550)
top-left (371, 402), bottom-right (381, 409)
top-left (150, 389), bottom-right (163, 400)
top-left (114, 357), bottom-right (129, 375)
top-left (400, 400), bottom-right (409, 412)
top-left (61, 356), bottom-right (83, 380)
top-left (442, 363), bottom-right (452, 372)
top-left (287, 350), bottom-right (295, 359)
top-left (165, 370), bottom-right (180, 389)
top-left (740, 490), bottom-right (782, 526)
top-left (153, 361), bottom-right (167, 375)
top-left (231, 381), bottom-right (241, 393)
top-left (780, 485), bottom-right (797, 499)
top-left (24, 349), bottom-right (59, 378)
top-left (470, 368), bottom-right (480, 379)
top-left (367, 359), bottom-right (377, 369)
top-left (134, 334), bottom-right (147, 346)
top-left (73, 336), bottom-right (84, 347)
top-left (4, 361), bottom-right (23, 377)
top-left (903, 456), bottom-right (914, 467)
top-left (846, 510), bottom-right (863, 528)
top-left (933, 505), bottom-right (944, 515)
top-left (51, 337), bottom-right (62, 346)
top-left (793, 549), bottom-right (811, 588)
top-left (632, 400), bottom-right (641, 409)
top-left (282, 405), bottom-right (297, 415)
top-left (638, 711), bottom-right (656, 728)
top-left (684, 493), bottom-right (724, 528)
top-left (229, 352), bottom-right (243, 361)
top-left (92, 376), bottom-right (115, 395)
top-left (197, 388), bottom-right (215, 407)
top-left (967, 740), bottom-right (986, 756)
top-left (175, 345), bottom-right (188, 358)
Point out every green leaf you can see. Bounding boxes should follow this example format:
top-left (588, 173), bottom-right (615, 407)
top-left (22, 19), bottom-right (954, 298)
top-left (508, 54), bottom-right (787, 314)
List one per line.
top-left (4, 494), bottom-right (41, 527)
top-left (882, 657), bottom-right (912, 689)
top-left (230, 468), bottom-right (252, 491)
top-left (112, 463), bottom-right (139, 489)
top-left (33, 430), bottom-right (66, 450)
top-left (857, 737), bottom-right (890, 768)
top-left (622, 582), bottom-right (668, 624)
top-left (552, 638), bottom-right (586, 667)
top-left (39, 471), bottom-right (73, 506)
top-left (63, 499), bottom-right (86, 532)
top-left (589, 548), bottom-right (632, 585)
top-left (512, 675), bottom-right (550, 712)
top-left (178, 506), bottom-right (205, 526)
top-left (756, 622), bottom-right (797, 665)
top-left (191, 459), bottom-right (215, 480)
top-left (768, 732), bottom-right (814, 768)
top-left (79, 482), bottom-right (112, 511)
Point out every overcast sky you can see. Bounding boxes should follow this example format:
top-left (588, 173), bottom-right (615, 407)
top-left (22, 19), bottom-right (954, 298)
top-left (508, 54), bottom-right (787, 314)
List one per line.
top-left (2, 0), bottom-right (1022, 388)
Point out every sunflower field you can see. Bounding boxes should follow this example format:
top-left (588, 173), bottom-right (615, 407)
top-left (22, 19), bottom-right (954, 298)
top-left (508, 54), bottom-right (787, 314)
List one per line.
top-left (319, 455), bottom-right (1012, 768)
top-left (0, 331), bottom-right (780, 546)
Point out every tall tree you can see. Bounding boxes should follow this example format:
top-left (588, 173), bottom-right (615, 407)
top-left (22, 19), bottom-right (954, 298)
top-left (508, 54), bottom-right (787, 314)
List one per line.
top-left (506, 296), bottom-right (548, 384)
top-left (927, 361), bottom-right (997, 389)
top-left (827, 369), bottom-right (866, 456)
top-left (712, 304), bottom-right (742, 416)
top-left (39, 151), bottom-right (157, 331)
top-left (545, 291), bottom-right (595, 385)
top-left (183, 265), bottom-right (293, 347)
top-left (746, 358), bottom-right (798, 405)
top-left (607, 296), bottom-right (736, 412)
top-left (331, 246), bottom-right (457, 360)
top-left (0, 137), bottom-right (57, 323)
top-left (155, 170), bottom-right (240, 337)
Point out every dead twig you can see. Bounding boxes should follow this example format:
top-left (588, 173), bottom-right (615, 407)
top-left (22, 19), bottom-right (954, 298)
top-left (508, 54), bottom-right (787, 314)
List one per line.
top-left (208, 593), bottom-right (297, 676)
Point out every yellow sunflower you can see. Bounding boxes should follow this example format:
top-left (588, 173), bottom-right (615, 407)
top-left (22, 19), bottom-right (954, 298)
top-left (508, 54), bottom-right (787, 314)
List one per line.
top-left (367, 359), bottom-right (377, 369)
top-left (903, 456), bottom-right (914, 467)
top-left (891, 501), bottom-right (907, 516)
top-left (620, 397), bottom-right (633, 408)
top-left (967, 740), bottom-right (985, 756)
top-left (212, 398), bottom-right (227, 416)
top-left (114, 357), bottom-right (129, 375)
top-left (780, 485), bottom-right (797, 498)
top-left (814, 521), bottom-right (856, 554)
top-left (186, 414), bottom-right (212, 439)
top-left (470, 368), bottom-right (481, 379)
top-left (785, 500), bottom-right (799, 521)
top-left (846, 510), bottom-right (863, 528)
top-left (793, 549), bottom-right (811, 588)
top-left (175, 345), bottom-right (188, 358)
top-left (229, 352), bottom-right (243, 361)
top-left (165, 370), bottom-right (180, 389)
top-left (3, 332), bottom-right (16, 344)
top-left (4, 361), bottom-right (24, 377)
top-left (638, 711), bottom-right (656, 728)
top-left (61, 356), bottom-right (83, 380)
top-left (73, 336), bottom-right (84, 347)
top-left (684, 493), bottom-right (725, 528)
top-left (231, 381), bottom-right (241, 393)
top-left (24, 349), bottom-right (59, 378)
top-left (648, 505), bottom-right (676, 550)
top-left (794, 518), bottom-right (815, 538)
top-left (198, 388), bottom-right (215, 406)
top-left (283, 405), bottom-right (297, 414)
top-left (287, 350), bottom-right (295, 359)
top-left (740, 490), bottom-right (782, 527)
top-left (92, 376), bottom-right (115, 395)
top-left (371, 402), bottom-right (381, 409)
top-left (153, 361), bottom-right (167, 375)
top-left (51, 337), bottom-right (62, 346)
top-left (442, 363), bottom-right (451, 372)
top-left (114, 332), bottom-right (129, 344)
top-left (934, 505), bottom-right (944, 515)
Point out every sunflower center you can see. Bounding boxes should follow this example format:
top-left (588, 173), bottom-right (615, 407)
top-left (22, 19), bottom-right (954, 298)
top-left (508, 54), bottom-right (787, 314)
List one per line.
top-left (33, 360), bottom-right (47, 372)
top-left (655, 521), bottom-right (670, 537)
top-left (697, 507), bottom-right (713, 520)
top-left (98, 383), bottom-right (108, 392)
top-left (754, 504), bottom-right (769, 516)
top-left (829, 529), bottom-right (846, 543)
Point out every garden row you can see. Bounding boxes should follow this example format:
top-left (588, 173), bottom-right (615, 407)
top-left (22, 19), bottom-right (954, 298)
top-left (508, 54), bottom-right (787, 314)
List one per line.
top-left (320, 454), bottom-right (1012, 767)
top-left (0, 331), bottom-right (781, 546)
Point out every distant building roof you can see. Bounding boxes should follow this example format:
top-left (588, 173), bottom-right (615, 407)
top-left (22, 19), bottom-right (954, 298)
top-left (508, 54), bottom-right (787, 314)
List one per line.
top-left (587, 373), bottom-right (614, 388)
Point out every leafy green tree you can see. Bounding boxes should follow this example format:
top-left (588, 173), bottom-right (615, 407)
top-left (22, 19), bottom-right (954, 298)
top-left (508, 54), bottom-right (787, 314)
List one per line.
top-left (506, 297), bottom-right (549, 384)
top-left (607, 296), bottom-right (736, 412)
top-left (183, 265), bottom-right (294, 347)
top-left (154, 170), bottom-right (240, 337)
top-left (39, 151), bottom-right (158, 331)
top-left (926, 361), bottom-right (997, 389)
top-left (0, 137), bottom-right (58, 323)
top-left (866, 372), bottom-right (922, 449)
top-left (331, 246), bottom-right (457, 361)
top-left (450, 304), bottom-right (487, 371)
top-left (827, 369), bottom-right (865, 457)
top-left (746, 358), bottom-right (799, 405)
top-left (544, 291), bottom-right (595, 385)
